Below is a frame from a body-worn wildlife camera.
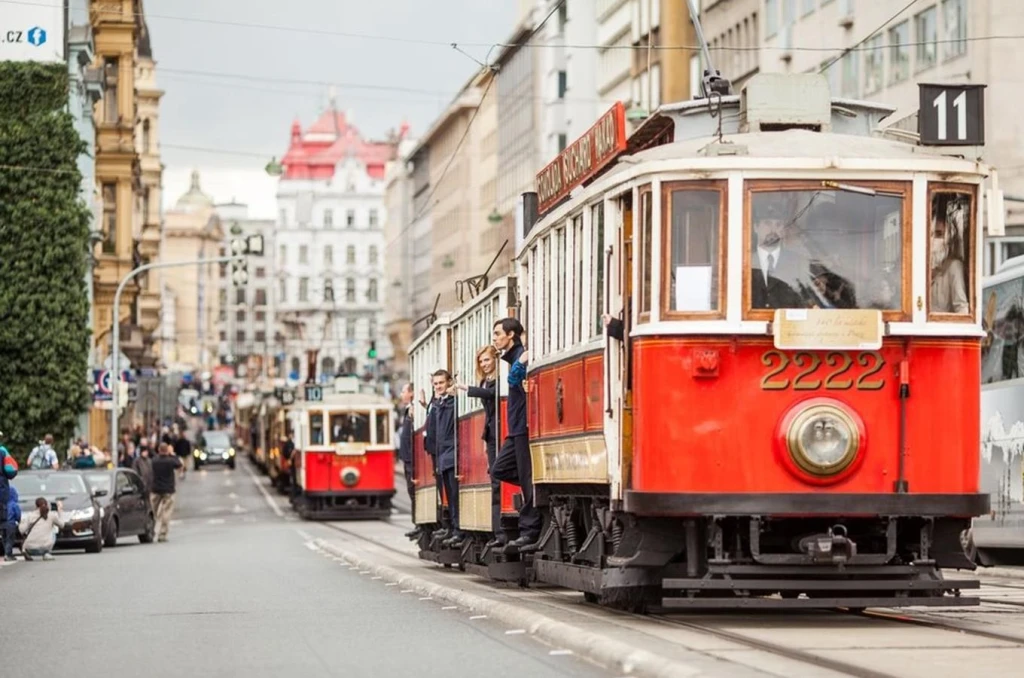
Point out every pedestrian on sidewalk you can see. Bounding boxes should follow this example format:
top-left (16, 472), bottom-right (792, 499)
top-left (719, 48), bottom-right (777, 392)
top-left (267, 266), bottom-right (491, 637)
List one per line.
top-left (27, 435), bottom-right (59, 470)
top-left (1, 430), bottom-right (19, 562)
top-left (19, 497), bottom-right (64, 561)
top-left (3, 484), bottom-right (20, 562)
top-left (150, 443), bottom-right (183, 542)
top-left (173, 431), bottom-right (191, 480)
top-left (133, 445), bottom-right (154, 495)
top-left (71, 444), bottom-right (97, 469)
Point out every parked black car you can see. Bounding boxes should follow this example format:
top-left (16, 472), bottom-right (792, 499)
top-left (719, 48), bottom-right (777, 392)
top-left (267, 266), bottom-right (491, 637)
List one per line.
top-left (75, 469), bottom-right (155, 546)
top-left (11, 471), bottom-right (105, 554)
top-left (194, 429), bottom-right (236, 470)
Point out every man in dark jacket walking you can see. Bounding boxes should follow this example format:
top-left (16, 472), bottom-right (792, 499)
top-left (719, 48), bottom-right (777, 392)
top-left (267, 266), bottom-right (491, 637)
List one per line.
top-left (425, 370), bottom-right (463, 548)
top-left (490, 317), bottom-right (542, 551)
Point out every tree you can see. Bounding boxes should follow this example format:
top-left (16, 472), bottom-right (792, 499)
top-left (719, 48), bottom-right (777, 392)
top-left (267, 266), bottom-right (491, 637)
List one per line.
top-left (0, 62), bottom-right (91, 462)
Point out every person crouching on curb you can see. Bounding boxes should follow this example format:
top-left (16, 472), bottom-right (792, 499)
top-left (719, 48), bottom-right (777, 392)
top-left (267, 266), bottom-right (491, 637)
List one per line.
top-left (19, 498), bottom-right (65, 561)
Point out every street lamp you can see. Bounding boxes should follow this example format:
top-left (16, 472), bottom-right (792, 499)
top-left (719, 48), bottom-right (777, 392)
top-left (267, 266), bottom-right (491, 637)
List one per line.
top-left (265, 157), bottom-right (283, 177)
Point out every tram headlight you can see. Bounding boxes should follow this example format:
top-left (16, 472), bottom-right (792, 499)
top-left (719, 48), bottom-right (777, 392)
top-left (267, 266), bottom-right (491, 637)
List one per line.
top-left (340, 466), bottom-right (360, 487)
top-left (786, 404), bottom-right (859, 476)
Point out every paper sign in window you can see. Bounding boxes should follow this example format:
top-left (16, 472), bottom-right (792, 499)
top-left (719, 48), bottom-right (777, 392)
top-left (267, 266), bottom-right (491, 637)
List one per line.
top-left (675, 265), bottom-right (713, 312)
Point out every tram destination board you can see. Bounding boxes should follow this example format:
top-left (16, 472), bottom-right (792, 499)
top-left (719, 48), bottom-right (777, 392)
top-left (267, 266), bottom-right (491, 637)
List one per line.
top-left (535, 101), bottom-right (627, 214)
top-left (918, 83), bottom-right (985, 147)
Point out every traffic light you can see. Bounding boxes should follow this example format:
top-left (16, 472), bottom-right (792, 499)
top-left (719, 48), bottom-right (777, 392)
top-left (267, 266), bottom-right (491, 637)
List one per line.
top-left (230, 237), bottom-right (248, 286)
top-left (367, 340), bottom-right (377, 359)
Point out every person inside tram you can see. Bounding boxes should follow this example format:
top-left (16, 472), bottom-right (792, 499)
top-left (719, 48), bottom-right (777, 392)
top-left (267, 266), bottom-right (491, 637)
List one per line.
top-left (750, 200), bottom-right (814, 309)
top-left (425, 369), bottom-right (462, 548)
top-left (930, 194), bottom-right (970, 314)
top-left (456, 346), bottom-right (503, 548)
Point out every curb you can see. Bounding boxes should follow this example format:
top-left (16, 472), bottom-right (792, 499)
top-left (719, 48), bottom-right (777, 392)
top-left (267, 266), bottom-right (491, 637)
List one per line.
top-left (313, 538), bottom-right (696, 678)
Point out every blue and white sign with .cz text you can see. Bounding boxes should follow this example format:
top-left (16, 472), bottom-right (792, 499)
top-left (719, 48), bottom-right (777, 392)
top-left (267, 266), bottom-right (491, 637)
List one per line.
top-left (0, 0), bottom-right (64, 64)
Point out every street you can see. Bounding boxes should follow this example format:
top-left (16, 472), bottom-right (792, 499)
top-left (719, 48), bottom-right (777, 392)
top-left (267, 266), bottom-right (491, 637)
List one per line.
top-left (0, 463), bottom-right (609, 678)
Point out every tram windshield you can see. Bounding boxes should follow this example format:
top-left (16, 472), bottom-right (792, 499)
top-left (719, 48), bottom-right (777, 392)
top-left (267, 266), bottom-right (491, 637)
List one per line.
top-left (747, 183), bottom-right (905, 315)
top-left (329, 412), bottom-right (371, 444)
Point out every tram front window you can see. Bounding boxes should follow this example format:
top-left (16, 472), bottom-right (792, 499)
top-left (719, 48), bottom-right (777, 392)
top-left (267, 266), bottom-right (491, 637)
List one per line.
top-left (309, 412), bottom-right (324, 445)
top-left (747, 184), bottom-right (906, 315)
top-left (330, 412), bottom-right (371, 444)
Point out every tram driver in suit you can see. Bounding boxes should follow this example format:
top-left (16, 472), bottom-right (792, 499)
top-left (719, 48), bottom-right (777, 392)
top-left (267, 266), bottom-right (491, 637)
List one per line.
top-left (751, 201), bottom-right (814, 310)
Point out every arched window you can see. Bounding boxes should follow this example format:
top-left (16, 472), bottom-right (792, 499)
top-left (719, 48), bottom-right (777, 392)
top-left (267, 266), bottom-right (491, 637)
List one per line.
top-left (345, 278), bottom-right (356, 302)
top-left (368, 245), bottom-right (378, 265)
top-left (322, 357), bottom-right (336, 377)
top-left (142, 119), bottom-right (151, 153)
top-left (367, 279), bottom-right (378, 302)
top-left (344, 357), bottom-right (357, 374)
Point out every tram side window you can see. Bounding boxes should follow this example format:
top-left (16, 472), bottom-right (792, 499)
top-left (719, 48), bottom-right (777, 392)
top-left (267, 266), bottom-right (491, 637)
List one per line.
top-left (663, 184), bottom-right (724, 314)
top-left (330, 412), bottom-right (371, 443)
top-left (639, 188), bottom-right (653, 316)
top-left (375, 411), bottom-right (389, 445)
top-left (981, 276), bottom-right (1024, 384)
top-left (592, 203), bottom-right (605, 335)
top-left (746, 184), bottom-right (906, 315)
top-left (309, 412), bottom-right (324, 445)
top-left (929, 188), bottom-right (973, 317)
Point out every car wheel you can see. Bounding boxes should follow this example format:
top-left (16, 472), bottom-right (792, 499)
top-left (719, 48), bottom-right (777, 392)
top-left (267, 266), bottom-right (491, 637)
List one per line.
top-left (103, 517), bottom-right (119, 548)
top-left (139, 513), bottom-right (155, 544)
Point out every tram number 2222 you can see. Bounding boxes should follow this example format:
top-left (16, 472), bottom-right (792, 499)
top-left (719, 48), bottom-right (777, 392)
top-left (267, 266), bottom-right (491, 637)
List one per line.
top-left (759, 350), bottom-right (886, 392)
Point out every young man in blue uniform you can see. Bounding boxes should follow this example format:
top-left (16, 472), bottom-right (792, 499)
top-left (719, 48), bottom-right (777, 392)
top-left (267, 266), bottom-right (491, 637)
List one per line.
top-left (490, 318), bottom-right (542, 551)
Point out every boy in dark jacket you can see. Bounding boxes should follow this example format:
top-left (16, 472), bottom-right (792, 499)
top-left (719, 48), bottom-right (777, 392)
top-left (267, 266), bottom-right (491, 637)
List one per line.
top-left (425, 370), bottom-right (463, 547)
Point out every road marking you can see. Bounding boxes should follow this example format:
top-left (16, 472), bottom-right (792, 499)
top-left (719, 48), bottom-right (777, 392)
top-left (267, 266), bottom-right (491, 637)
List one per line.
top-left (441, 606), bottom-right (457, 610)
top-left (419, 596), bottom-right (432, 601)
top-left (244, 463), bottom-right (284, 517)
top-left (548, 650), bottom-right (573, 656)
top-left (227, 492), bottom-right (238, 499)
top-left (400, 589), bottom-right (414, 594)
top-left (505, 629), bottom-right (526, 635)
top-left (385, 583), bottom-right (397, 587)
top-left (469, 615), bottom-right (487, 620)
top-left (223, 478), bottom-right (235, 487)
top-left (207, 518), bottom-right (225, 525)
top-left (295, 528), bottom-right (314, 541)
top-left (231, 504), bottom-right (247, 514)
top-left (371, 576), bottom-right (382, 580)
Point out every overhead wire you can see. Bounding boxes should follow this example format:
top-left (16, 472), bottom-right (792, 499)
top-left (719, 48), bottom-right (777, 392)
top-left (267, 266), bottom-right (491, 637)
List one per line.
top-left (819, 0), bottom-right (921, 73)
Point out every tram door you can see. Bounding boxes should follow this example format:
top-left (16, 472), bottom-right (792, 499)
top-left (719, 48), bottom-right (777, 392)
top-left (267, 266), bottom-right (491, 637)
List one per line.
top-left (606, 193), bottom-right (633, 502)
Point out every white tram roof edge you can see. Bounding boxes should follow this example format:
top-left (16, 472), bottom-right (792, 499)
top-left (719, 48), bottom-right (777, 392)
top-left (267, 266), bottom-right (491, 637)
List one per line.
top-left (286, 392), bottom-right (394, 412)
top-left (408, 311), bottom-right (453, 353)
top-left (449, 275), bottom-right (510, 325)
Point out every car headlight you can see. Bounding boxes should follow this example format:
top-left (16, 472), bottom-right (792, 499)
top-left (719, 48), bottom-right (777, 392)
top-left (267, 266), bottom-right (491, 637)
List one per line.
top-left (193, 449), bottom-right (201, 458)
top-left (228, 447), bottom-right (235, 456)
top-left (786, 404), bottom-right (859, 476)
top-left (340, 466), bottom-right (360, 487)
top-left (200, 452), bottom-right (208, 461)
top-left (69, 507), bottom-right (95, 521)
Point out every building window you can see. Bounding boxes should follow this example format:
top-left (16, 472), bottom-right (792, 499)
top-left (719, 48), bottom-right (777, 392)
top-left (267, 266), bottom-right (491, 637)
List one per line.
top-left (368, 317), bottom-right (377, 338)
top-left (219, 262), bottom-right (227, 279)
top-left (369, 209), bottom-right (378, 228)
top-left (840, 50), bottom-right (858, 98)
top-left (557, 1), bottom-right (567, 33)
top-left (345, 317), bottom-right (355, 340)
top-left (278, 244), bottom-right (286, 263)
top-left (235, 288), bottom-right (245, 304)
top-left (324, 209), bottom-right (334, 228)
top-left (557, 134), bottom-right (567, 152)
top-left (557, 71), bottom-right (567, 99)
top-left (914, 6), bottom-right (937, 71)
top-left (278, 278), bottom-right (287, 303)
top-left (367, 279), bottom-right (378, 303)
top-left (255, 330), bottom-right (266, 343)
top-left (279, 209), bottom-right (287, 227)
top-left (324, 245), bottom-right (333, 265)
top-left (889, 21), bottom-right (909, 84)
top-left (864, 34), bottom-right (884, 95)
top-left (299, 277), bottom-right (309, 302)
top-left (236, 309), bottom-right (246, 321)
top-left (346, 245), bottom-right (356, 264)
top-left (103, 57), bottom-right (119, 124)
top-left (299, 245), bottom-right (308, 264)
top-left (219, 289), bottom-right (227, 306)
top-left (256, 311), bottom-right (265, 321)
top-left (942, 0), bottom-right (966, 61)
top-left (346, 210), bottom-right (355, 227)
top-left (765, 0), bottom-right (779, 38)
top-left (236, 330), bottom-right (245, 343)
top-left (255, 288), bottom-right (267, 305)
top-left (368, 245), bottom-right (378, 265)
top-left (255, 267), bottom-right (266, 278)
top-left (102, 183), bottom-right (117, 254)
top-left (142, 119), bottom-right (151, 153)
top-left (219, 331), bottom-right (226, 342)
top-left (345, 278), bottom-right (355, 302)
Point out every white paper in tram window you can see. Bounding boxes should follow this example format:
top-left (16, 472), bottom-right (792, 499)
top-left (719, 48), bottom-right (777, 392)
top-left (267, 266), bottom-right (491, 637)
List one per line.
top-left (675, 265), bottom-right (713, 311)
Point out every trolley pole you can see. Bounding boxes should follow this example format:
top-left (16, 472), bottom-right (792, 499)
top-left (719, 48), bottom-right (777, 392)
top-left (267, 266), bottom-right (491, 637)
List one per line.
top-left (110, 245), bottom-right (262, 458)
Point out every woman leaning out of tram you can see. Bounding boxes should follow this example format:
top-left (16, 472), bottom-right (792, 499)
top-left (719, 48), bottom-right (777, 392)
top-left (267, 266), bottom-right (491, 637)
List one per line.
top-left (456, 346), bottom-right (503, 548)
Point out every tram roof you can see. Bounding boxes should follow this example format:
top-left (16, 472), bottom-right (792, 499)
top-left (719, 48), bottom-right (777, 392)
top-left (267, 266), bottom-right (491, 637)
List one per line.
top-left (287, 393), bottom-right (393, 411)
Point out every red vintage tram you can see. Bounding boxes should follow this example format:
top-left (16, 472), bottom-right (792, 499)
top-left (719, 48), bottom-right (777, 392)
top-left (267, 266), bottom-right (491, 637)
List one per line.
top-left (409, 70), bottom-right (1001, 610)
top-left (288, 377), bottom-right (396, 520)
top-left (408, 278), bottom-right (524, 578)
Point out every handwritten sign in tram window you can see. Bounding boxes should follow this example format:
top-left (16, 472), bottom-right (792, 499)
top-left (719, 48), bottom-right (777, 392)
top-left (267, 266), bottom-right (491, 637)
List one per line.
top-left (773, 309), bottom-right (883, 351)
top-left (675, 266), bottom-right (713, 311)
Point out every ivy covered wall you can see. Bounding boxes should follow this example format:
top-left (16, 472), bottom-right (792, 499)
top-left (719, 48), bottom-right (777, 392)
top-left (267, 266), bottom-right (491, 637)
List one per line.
top-left (0, 61), bottom-right (92, 462)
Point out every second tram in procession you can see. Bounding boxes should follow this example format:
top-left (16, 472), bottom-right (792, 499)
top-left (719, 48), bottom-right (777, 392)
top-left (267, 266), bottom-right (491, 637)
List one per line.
top-left (288, 367), bottom-right (397, 520)
top-left (408, 66), bottom-right (1002, 609)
